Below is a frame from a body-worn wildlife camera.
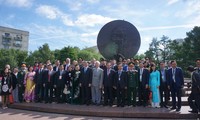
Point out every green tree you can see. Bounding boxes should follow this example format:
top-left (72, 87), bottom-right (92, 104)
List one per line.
top-left (0, 49), bottom-right (27, 69)
top-left (38, 43), bottom-right (55, 62)
top-left (159, 35), bottom-right (171, 62)
top-left (59, 46), bottom-right (79, 62)
top-left (179, 26), bottom-right (200, 68)
top-left (134, 54), bottom-right (145, 60)
top-left (25, 43), bottom-right (55, 65)
top-left (144, 38), bottom-right (160, 63)
top-left (78, 50), bottom-right (93, 61)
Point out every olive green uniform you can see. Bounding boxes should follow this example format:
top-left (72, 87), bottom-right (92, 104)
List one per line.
top-left (127, 70), bottom-right (139, 106)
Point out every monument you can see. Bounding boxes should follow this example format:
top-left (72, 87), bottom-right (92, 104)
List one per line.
top-left (97, 20), bottom-right (141, 61)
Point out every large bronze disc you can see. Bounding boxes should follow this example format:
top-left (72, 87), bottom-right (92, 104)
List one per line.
top-left (97, 20), bottom-right (141, 60)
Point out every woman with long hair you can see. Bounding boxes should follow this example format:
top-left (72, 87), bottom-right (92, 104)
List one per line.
top-left (149, 63), bottom-right (160, 108)
top-left (24, 66), bottom-right (36, 103)
top-left (1, 67), bottom-right (13, 109)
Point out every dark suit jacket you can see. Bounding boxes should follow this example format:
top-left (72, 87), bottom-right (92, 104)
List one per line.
top-left (11, 72), bottom-right (17, 89)
top-left (34, 69), bottom-right (45, 84)
top-left (43, 70), bottom-right (56, 84)
top-left (100, 65), bottom-right (107, 71)
top-left (114, 70), bottom-right (127, 88)
top-left (159, 69), bottom-right (168, 88)
top-left (167, 67), bottom-right (184, 88)
top-left (66, 70), bottom-right (74, 86)
top-left (138, 68), bottom-right (150, 87)
top-left (79, 67), bottom-right (92, 86)
top-left (103, 69), bottom-right (115, 87)
top-left (55, 70), bottom-right (67, 87)
top-left (191, 71), bottom-right (200, 94)
top-left (53, 66), bottom-right (59, 71)
top-left (64, 64), bottom-right (70, 71)
top-left (112, 65), bottom-right (118, 72)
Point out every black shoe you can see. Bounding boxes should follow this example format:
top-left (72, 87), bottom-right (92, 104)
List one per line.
top-left (188, 110), bottom-right (198, 113)
top-left (96, 103), bottom-right (101, 106)
top-left (164, 105), bottom-right (168, 108)
top-left (176, 108), bottom-right (180, 112)
top-left (86, 103), bottom-right (90, 106)
top-left (109, 103), bottom-right (113, 107)
top-left (170, 107), bottom-right (176, 110)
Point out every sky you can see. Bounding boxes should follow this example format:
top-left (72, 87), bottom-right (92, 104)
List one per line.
top-left (0, 0), bottom-right (200, 54)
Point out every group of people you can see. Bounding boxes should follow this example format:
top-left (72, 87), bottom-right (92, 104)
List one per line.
top-left (0, 57), bottom-right (199, 114)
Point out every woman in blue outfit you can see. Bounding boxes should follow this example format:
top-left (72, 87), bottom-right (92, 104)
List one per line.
top-left (149, 63), bottom-right (160, 108)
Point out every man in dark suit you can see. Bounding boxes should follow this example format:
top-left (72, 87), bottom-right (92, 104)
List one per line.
top-left (187, 60), bottom-right (200, 113)
top-left (113, 62), bottom-right (127, 107)
top-left (53, 60), bottom-right (60, 71)
top-left (54, 64), bottom-right (66, 103)
top-left (167, 60), bottom-right (184, 111)
top-left (138, 62), bottom-right (150, 107)
top-left (64, 58), bottom-right (71, 71)
top-left (195, 58), bottom-right (200, 75)
top-left (34, 63), bottom-right (45, 102)
top-left (103, 62), bottom-right (115, 106)
top-left (159, 61), bottom-right (169, 108)
top-left (43, 64), bottom-right (56, 103)
top-left (100, 59), bottom-right (107, 71)
top-left (111, 59), bottom-right (118, 71)
top-left (53, 60), bottom-right (60, 101)
top-left (79, 61), bottom-right (92, 105)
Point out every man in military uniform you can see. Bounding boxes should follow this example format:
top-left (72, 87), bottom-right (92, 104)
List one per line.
top-left (17, 64), bottom-right (27, 103)
top-left (127, 62), bottom-right (139, 107)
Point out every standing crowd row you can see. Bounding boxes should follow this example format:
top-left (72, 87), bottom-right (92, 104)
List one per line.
top-left (0, 58), bottom-right (200, 113)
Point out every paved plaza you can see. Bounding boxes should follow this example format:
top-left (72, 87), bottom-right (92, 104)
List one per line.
top-left (0, 108), bottom-right (196, 120)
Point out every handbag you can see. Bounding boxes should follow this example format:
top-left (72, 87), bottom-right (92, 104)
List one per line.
top-left (9, 94), bottom-right (14, 104)
top-left (181, 88), bottom-right (185, 97)
top-left (63, 87), bottom-right (68, 95)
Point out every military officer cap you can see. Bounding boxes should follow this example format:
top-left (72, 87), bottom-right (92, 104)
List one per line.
top-left (128, 62), bottom-right (135, 67)
top-left (21, 64), bottom-right (26, 67)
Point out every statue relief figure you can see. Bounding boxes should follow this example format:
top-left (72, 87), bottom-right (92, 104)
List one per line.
top-left (111, 27), bottom-right (126, 61)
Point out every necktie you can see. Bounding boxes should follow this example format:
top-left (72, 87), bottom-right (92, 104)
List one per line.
top-left (173, 68), bottom-right (175, 82)
top-left (107, 69), bottom-right (110, 76)
top-left (140, 69), bottom-right (143, 82)
top-left (118, 71), bottom-right (121, 81)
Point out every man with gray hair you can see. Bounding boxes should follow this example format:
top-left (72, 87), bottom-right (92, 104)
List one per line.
top-left (91, 61), bottom-right (104, 105)
top-left (64, 58), bottom-right (71, 71)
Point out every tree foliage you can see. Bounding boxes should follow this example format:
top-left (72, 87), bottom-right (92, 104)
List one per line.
top-left (144, 26), bottom-right (200, 76)
top-left (0, 44), bottom-right (102, 69)
top-left (0, 49), bottom-right (28, 70)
